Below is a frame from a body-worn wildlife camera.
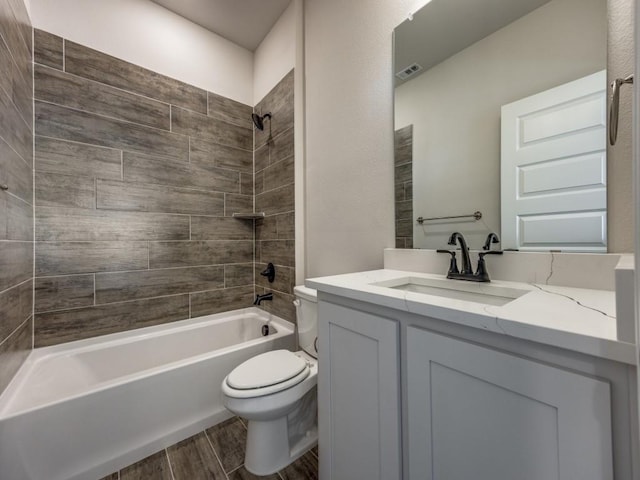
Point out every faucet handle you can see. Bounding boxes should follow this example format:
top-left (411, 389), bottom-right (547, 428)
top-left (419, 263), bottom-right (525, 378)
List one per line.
top-left (260, 262), bottom-right (276, 283)
top-left (478, 250), bottom-right (503, 259)
top-left (437, 249), bottom-right (459, 275)
top-left (483, 233), bottom-right (500, 250)
top-left (474, 250), bottom-right (503, 282)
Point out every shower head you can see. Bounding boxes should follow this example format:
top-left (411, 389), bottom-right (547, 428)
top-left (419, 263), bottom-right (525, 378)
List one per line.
top-left (251, 112), bottom-right (272, 131)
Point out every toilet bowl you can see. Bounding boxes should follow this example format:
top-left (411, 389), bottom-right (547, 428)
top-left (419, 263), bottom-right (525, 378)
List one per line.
top-left (222, 286), bottom-right (318, 476)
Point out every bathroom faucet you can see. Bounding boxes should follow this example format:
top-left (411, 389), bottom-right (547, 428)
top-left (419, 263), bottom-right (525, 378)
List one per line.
top-left (437, 232), bottom-right (503, 282)
top-left (254, 293), bottom-right (273, 305)
top-left (447, 232), bottom-right (473, 275)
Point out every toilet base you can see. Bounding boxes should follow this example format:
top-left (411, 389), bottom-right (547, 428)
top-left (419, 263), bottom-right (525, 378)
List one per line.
top-left (245, 417), bottom-right (318, 475)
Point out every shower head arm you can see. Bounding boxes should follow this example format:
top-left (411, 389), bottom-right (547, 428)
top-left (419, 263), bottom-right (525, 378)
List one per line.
top-left (251, 112), bottom-right (272, 131)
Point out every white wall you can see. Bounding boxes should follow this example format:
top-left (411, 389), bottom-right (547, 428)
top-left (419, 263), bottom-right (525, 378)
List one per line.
top-left (29, 0), bottom-right (254, 105)
top-left (396, 0), bottom-right (606, 250)
top-left (304, 0), bottom-right (429, 277)
top-left (253, 0), bottom-right (296, 103)
top-left (304, 0), bottom-right (634, 275)
top-left (607, 0), bottom-right (635, 253)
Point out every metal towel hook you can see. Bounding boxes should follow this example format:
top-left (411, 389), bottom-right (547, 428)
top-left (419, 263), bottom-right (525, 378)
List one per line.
top-left (609, 74), bottom-right (634, 146)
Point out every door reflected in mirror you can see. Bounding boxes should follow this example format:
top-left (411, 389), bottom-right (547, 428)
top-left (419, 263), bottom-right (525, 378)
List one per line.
top-left (393, 0), bottom-right (607, 252)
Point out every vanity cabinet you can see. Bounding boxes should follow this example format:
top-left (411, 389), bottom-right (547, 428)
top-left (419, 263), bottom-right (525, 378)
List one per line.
top-left (318, 298), bottom-right (620, 480)
top-left (317, 301), bottom-right (401, 480)
top-left (406, 327), bottom-right (613, 480)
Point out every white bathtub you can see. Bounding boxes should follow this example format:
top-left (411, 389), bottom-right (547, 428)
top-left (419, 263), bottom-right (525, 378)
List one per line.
top-left (0, 307), bottom-right (294, 480)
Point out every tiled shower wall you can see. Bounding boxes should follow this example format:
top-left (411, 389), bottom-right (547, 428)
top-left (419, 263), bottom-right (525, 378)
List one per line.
top-left (254, 71), bottom-right (296, 322)
top-left (33, 30), bottom-right (262, 347)
top-left (395, 125), bottom-right (413, 248)
top-left (0, 0), bottom-right (33, 392)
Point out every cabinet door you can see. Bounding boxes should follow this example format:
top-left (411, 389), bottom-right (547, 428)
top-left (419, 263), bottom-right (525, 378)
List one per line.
top-left (318, 301), bottom-right (400, 480)
top-left (407, 327), bottom-right (613, 480)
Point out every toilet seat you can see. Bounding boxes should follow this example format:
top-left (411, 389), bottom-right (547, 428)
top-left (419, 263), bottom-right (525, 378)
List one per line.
top-left (223, 350), bottom-right (311, 399)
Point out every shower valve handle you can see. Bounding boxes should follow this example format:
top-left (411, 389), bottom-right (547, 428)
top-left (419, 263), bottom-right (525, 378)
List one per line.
top-left (260, 263), bottom-right (276, 283)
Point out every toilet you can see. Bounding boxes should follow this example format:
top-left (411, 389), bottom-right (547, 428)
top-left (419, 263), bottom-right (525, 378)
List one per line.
top-left (222, 285), bottom-right (318, 475)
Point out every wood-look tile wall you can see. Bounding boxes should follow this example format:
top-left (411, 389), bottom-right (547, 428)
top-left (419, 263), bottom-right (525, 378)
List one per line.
top-left (33, 30), bottom-right (259, 346)
top-left (254, 71), bottom-right (296, 322)
top-left (0, 0), bottom-right (33, 393)
top-left (395, 125), bottom-right (413, 248)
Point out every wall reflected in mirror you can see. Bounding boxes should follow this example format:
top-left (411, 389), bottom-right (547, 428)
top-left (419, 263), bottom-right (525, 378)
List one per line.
top-left (393, 0), bottom-right (607, 252)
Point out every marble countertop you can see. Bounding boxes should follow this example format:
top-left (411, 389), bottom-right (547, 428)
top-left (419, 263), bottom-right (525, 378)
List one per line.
top-left (307, 269), bottom-right (636, 365)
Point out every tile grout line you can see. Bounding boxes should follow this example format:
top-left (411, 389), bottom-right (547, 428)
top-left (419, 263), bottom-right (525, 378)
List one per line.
top-left (226, 465), bottom-right (242, 475)
top-left (31, 25), bottom-right (36, 351)
top-left (0, 64), bottom-right (32, 133)
top-left (164, 448), bottom-right (177, 480)
top-left (34, 98), bottom-right (196, 144)
top-left (0, 317), bottom-right (31, 350)
top-left (204, 429), bottom-right (230, 480)
top-left (34, 291), bottom-right (193, 315)
top-left (34, 61), bottom-right (175, 112)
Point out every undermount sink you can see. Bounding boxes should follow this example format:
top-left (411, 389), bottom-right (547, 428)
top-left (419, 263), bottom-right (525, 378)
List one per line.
top-left (372, 276), bottom-right (530, 306)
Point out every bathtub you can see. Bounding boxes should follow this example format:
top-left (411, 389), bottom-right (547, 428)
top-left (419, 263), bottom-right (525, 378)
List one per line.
top-left (0, 307), bottom-right (294, 480)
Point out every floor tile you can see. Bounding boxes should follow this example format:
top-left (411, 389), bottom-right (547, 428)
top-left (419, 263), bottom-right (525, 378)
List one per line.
top-left (205, 417), bottom-right (248, 473)
top-left (227, 466), bottom-right (281, 480)
top-left (120, 451), bottom-right (172, 480)
top-left (279, 452), bottom-right (319, 480)
top-left (167, 432), bottom-right (227, 480)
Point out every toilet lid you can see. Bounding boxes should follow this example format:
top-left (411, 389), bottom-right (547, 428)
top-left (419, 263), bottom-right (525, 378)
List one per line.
top-left (226, 350), bottom-right (308, 390)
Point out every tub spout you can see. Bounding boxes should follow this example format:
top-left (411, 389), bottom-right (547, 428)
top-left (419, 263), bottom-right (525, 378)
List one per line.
top-left (254, 293), bottom-right (274, 305)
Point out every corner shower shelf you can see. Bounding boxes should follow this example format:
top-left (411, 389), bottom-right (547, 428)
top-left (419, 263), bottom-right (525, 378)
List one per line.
top-left (232, 212), bottom-right (266, 220)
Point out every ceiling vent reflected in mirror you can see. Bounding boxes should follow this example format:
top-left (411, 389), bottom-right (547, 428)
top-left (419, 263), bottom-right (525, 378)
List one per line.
top-left (396, 63), bottom-right (423, 81)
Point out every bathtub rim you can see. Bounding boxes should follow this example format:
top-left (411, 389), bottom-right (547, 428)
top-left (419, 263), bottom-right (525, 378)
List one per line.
top-left (0, 307), bottom-right (294, 419)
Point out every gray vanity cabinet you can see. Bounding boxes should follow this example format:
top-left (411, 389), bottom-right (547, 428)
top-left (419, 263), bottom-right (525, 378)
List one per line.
top-left (318, 298), bottom-right (618, 480)
top-left (317, 301), bottom-right (401, 480)
top-left (406, 327), bottom-right (613, 480)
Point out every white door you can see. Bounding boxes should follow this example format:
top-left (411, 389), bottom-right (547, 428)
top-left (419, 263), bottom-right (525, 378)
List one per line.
top-left (501, 70), bottom-right (607, 252)
top-left (406, 327), bottom-right (613, 480)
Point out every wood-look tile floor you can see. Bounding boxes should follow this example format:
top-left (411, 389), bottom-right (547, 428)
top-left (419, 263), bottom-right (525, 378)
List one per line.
top-left (100, 417), bottom-right (318, 480)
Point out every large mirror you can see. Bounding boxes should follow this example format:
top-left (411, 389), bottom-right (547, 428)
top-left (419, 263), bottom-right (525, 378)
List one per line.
top-left (393, 0), bottom-right (607, 252)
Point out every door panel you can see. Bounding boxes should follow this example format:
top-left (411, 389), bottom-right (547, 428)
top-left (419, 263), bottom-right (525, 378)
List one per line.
top-left (501, 70), bottom-right (607, 251)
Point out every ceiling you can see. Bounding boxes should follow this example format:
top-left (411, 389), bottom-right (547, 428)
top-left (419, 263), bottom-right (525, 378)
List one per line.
top-left (394, 0), bottom-right (551, 86)
top-left (151, 0), bottom-right (291, 51)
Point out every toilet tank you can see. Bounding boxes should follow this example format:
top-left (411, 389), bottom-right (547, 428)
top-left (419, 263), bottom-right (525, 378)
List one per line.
top-left (293, 285), bottom-right (317, 358)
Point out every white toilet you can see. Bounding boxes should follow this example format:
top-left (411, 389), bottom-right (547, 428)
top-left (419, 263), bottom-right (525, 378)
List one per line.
top-left (222, 285), bottom-right (318, 475)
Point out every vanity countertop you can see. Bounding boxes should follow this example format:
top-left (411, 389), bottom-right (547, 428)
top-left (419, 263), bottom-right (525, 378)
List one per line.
top-left (307, 269), bottom-right (636, 365)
